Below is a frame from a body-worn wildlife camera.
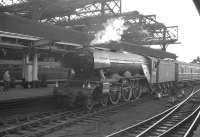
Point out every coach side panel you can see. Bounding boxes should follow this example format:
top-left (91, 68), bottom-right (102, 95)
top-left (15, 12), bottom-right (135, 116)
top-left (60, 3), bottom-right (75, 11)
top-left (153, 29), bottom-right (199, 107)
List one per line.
top-left (177, 62), bottom-right (191, 82)
top-left (190, 64), bottom-right (200, 80)
top-left (176, 62), bottom-right (200, 82)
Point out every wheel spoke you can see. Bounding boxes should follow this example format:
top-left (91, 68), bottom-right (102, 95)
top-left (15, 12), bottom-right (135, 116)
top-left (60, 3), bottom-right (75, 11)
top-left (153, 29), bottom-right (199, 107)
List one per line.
top-left (109, 87), bottom-right (121, 105)
top-left (121, 80), bottom-right (132, 102)
top-left (132, 80), bottom-right (141, 99)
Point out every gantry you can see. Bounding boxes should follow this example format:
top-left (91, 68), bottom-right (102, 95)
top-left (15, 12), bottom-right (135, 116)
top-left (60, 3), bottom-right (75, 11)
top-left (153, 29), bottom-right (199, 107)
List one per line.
top-left (0, 0), bottom-right (178, 51)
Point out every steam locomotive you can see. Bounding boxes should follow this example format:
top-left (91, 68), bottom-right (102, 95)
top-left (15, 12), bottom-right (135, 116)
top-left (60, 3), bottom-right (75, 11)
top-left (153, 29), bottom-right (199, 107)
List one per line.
top-left (55, 46), bottom-right (200, 110)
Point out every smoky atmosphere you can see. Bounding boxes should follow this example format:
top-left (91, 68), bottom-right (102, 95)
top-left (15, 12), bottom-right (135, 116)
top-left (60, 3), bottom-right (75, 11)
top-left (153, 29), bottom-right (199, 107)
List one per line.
top-left (0, 0), bottom-right (200, 137)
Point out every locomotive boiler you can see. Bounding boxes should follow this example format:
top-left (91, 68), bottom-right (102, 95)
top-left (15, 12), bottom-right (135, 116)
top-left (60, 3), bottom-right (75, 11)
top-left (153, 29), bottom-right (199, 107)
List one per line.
top-left (56, 47), bottom-right (150, 110)
top-left (55, 45), bottom-right (200, 110)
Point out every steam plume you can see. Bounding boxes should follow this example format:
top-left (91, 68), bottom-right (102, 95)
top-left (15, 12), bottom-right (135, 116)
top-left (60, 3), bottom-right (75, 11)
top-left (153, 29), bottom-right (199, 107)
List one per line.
top-left (90, 17), bottom-right (128, 45)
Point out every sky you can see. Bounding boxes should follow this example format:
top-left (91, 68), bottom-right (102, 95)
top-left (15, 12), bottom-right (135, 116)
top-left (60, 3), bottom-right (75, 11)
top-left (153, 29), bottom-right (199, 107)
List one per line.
top-left (122, 0), bottom-right (200, 62)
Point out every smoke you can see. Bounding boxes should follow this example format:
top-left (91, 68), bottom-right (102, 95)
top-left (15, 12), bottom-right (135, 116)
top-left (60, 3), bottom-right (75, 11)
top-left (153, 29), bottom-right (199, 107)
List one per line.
top-left (90, 17), bottom-right (128, 45)
top-left (122, 24), bottom-right (150, 43)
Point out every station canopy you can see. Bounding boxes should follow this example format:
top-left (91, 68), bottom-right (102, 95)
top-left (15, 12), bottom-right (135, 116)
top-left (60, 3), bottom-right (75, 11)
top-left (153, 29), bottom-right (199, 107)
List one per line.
top-left (0, 0), bottom-right (178, 59)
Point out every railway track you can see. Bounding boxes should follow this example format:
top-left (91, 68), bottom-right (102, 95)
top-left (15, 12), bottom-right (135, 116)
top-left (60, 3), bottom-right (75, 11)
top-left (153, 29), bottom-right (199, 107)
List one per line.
top-left (0, 95), bottom-right (57, 118)
top-left (156, 105), bottom-right (200, 137)
top-left (106, 88), bottom-right (200, 137)
top-left (0, 95), bottom-right (152, 137)
top-left (0, 86), bottom-right (194, 137)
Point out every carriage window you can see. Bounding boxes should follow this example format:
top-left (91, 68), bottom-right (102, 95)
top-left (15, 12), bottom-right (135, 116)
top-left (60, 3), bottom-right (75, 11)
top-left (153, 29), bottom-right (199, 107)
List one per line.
top-left (187, 67), bottom-right (190, 73)
top-left (181, 67), bottom-right (184, 73)
top-left (184, 66), bottom-right (187, 73)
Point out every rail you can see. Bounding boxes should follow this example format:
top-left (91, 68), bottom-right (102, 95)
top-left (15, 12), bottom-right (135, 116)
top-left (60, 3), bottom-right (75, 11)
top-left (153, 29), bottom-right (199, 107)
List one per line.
top-left (106, 87), bottom-right (200, 137)
top-left (0, 94), bottom-right (150, 137)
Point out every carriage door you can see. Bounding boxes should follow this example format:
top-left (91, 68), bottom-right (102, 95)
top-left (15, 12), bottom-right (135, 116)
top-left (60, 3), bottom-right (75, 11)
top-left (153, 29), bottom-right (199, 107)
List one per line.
top-left (151, 58), bottom-right (158, 83)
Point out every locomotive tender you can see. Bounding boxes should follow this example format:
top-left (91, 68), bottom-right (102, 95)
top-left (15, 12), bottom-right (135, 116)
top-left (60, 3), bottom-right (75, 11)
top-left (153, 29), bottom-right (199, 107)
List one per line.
top-left (56, 46), bottom-right (200, 110)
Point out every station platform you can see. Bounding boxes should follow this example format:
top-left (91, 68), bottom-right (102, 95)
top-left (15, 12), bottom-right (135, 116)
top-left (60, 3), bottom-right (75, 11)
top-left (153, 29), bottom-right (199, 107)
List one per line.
top-left (0, 87), bottom-right (54, 102)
